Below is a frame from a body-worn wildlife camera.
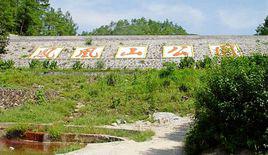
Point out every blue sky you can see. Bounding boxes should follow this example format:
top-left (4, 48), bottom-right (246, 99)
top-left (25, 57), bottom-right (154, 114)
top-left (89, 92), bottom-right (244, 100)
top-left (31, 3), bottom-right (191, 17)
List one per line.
top-left (50, 0), bottom-right (268, 35)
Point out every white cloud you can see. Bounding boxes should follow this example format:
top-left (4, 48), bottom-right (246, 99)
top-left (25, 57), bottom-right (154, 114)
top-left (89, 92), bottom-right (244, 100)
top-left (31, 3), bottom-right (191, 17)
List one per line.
top-left (50, 0), bottom-right (206, 32)
top-left (218, 9), bottom-right (266, 29)
top-left (145, 3), bottom-right (205, 25)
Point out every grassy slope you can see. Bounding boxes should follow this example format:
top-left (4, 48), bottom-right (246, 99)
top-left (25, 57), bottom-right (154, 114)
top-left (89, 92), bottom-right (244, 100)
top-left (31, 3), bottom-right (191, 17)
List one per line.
top-left (0, 69), bottom-right (203, 124)
top-left (0, 68), bottom-right (203, 140)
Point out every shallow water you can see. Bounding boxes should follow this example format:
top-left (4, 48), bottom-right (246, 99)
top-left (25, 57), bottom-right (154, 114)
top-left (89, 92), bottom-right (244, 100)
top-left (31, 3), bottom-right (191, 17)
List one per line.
top-left (0, 138), bottom-right (78, 155)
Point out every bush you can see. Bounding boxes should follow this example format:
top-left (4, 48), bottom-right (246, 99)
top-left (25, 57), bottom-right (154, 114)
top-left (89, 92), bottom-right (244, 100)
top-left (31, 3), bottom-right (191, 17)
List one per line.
top-left (178, 84), bottom-right (189, 92)
top-left (43, 60), bottom-right (58, 70)
top-left (42, 60), bottom-right (50, 69)
top-left (195, 56), bottom-right (214, 69)
top-left (159, 62), bottom-right (177, 78)
top-left (48, 124), bottom-right (64, 140)
top-left (106, 73), bottom-right (117, 86)
top-left (35, 89), bottom-right (47, 104)
top-left (85, 38), bottom-right (92, 45)
top-left (179, 57), bottom-right (195, 69)
top-left (95, 60), bottom-right (105, 69)
top-left (0, 25), bottom-right (9, 54)
top-left (162, 79), bottom-right (171, 88)
top-left (0, 59), bottom-right (14, 70)
top-left (72, 61), bottom-right (84, 70)
top-left (29, 60), bottom-right (42, 69)
top-left (185, 55), bottom-right (268, 154)
top-left (6, 124), bottom-right (29, 139)
top-left (49, 61), bottom-right (58, 70)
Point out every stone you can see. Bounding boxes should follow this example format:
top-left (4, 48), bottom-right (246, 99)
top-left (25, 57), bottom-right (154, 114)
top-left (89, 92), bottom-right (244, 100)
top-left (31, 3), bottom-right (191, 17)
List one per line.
top-left (111, 123), bottom-right (118, 126)
top-left (153, 112), bottom-right (181, 124)
top-left (116, 119), bottom-right (127, 125)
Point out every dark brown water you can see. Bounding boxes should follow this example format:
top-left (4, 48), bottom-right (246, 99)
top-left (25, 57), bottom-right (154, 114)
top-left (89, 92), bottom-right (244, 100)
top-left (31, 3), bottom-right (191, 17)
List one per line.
top-left (0, 138), bottom-right (79, 155)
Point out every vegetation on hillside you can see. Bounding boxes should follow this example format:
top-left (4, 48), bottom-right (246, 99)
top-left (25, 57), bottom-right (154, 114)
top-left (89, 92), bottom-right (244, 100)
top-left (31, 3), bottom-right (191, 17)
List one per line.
top-left (81, 18), bottom-right (188, 35)
top-left (185, 54), bottom-right (268, 154)
top-left (0, 54), bottom-right (267, 153)
top-left (0, 68), bottom-right (201, 124)
top-left (0, 58), bottom-right (203, 144)
top-left (256, 15), bottom-right (268, 35)
top-left (0, 0), bottom-right (77, 36)
top-left (0, 24), bottom-right (9, 54)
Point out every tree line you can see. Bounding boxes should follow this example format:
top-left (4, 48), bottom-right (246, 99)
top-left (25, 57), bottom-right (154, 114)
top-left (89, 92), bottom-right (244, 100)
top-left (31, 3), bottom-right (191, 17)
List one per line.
top-left (0, 0), bottom-right (77, 36)
top-left (81, 18), bottom-right (188, 35)
top-left (256, 16), bottom-right (268, 35)
top-left (0, 0), bottom-right (267, 37)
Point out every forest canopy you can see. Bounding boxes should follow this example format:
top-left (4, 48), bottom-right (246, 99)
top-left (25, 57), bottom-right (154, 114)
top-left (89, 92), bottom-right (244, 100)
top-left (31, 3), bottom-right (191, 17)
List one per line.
top-left (0, 0), bottom-right (78, 36)
top-left (256, 16), bottom-right (268, 35)
top-left (81, 18), bottom-right (188, 35)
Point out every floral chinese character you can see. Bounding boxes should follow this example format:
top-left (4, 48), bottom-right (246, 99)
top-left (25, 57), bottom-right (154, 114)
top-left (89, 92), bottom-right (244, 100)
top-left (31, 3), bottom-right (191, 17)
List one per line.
top-left (35, 47), bottom-right (57, 59)
top-left (121, 48), bottom-right (143, 56)
top-left (167, 46), bottom-right (189, 57)
top-left (75, 48), bottom-right (97, 58)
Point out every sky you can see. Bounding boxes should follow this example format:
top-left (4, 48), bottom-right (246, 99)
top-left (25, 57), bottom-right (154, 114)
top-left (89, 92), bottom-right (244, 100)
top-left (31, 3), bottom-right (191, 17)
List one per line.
top-left (50, 0), bottom-right (268, 35)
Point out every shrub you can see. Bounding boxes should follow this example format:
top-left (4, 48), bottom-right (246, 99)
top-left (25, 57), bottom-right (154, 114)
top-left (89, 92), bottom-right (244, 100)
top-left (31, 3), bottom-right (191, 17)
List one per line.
top-left (42, 60), bottom-right (50, 69)
top-left (88, 89), bottom-right (99, 97)
top-left (48, 124), bottom-right (64, 140)
top-left (95, 60), bottom-right (105, 69)
top-left (49, 61), bottom-right (58, 70)
top-left (85, 38), bottom-right (92, 45)
top-left (162, 79), bottom-right (171, 88)
top-left (178, 84), bottom-right (189, 92)
top-left (6, 124), bottom-right (29, 139)
top-left (42, 60), bottom-right (58, 70)
top-left (29, 60), bottom-right (42, 69)
top-left (0, 25), bottom-right (9, 54)
top-left (72, 61), bottom-right (84, 70)
top-left (145, 75), bottom-right (159, 92)
top-left (159, 62), bottom-right (177, 78)
top-left (0, 59), bottom-right (14, 70)
top-left (195, 56), bottom-right (213, 69)
top-left (35, 89), bottom-right (47, 104)
top-left (185, 55), bottom-right (268, 154)
top-left (106, 73), bottom-right (117, 86)
top-left (110, 97), bottom-right (121, 109)
top-left (179, 57), bottom-right (195, 69)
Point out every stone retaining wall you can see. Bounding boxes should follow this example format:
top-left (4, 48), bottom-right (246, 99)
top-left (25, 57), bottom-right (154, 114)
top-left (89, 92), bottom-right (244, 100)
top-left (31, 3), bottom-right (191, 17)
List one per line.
top-left (1, 35), bottom-right (268, 69)
top-left (0, 88), bottom-right (34, 109)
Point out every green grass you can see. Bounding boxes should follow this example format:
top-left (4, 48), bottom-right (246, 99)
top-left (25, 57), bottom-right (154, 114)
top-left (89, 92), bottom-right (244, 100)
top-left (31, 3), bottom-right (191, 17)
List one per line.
top-left (62, 126), bottom-right (155, 142)
top-left (0, 68), bottom-right (203, 141)
top-left (5, 124), bottom-right (155, 142)
top-left (0, 100), bottom-right (75, 123)
top-left (55, 143), bottom-right (85, 154)
top-left (0, 68), bottom-right (203, 124)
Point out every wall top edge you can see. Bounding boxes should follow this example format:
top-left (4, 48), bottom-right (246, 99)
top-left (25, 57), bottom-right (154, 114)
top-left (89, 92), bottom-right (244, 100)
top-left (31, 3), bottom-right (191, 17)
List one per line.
top-left (8, 35), bottom-right (268, 42)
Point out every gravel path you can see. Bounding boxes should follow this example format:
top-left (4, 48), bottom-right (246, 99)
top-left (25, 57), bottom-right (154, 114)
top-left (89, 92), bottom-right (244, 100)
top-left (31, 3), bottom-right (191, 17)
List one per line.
top-left (64, 113), bottom-right (192, 155)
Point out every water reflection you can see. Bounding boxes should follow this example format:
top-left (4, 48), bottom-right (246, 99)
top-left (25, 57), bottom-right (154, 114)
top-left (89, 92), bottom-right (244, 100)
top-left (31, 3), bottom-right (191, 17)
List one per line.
top-left (0, 138), bottom-right (83, 155)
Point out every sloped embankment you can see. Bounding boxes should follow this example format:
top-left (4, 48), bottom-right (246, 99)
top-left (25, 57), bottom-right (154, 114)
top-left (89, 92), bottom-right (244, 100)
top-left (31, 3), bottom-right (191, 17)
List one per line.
top-left (0, 88), bottom-right (34, 109)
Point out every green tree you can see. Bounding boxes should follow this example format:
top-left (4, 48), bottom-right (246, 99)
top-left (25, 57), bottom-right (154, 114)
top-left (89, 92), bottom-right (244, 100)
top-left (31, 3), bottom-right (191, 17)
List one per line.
top-left (0, 0), bottom-right (17, 33)
top-left (0, 0), bottom-right (77, 36)
top-left (15, 0), bottom-right (49, 35)
top-left (185, 55), bottom-right (268, 154)
top-left (83, 18), bottom-right (188, 35)
top-left (41, 8), bottom-right (77, 36)
top-left (256, 16), bottom-right (268, 35)
top-left (0, 24), bottom-right (9, 54)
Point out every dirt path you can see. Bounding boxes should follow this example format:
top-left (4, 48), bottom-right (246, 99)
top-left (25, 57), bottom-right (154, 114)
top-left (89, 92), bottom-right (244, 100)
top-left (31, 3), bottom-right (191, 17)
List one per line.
top-left (65, 116), bottom-right (192, 155)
